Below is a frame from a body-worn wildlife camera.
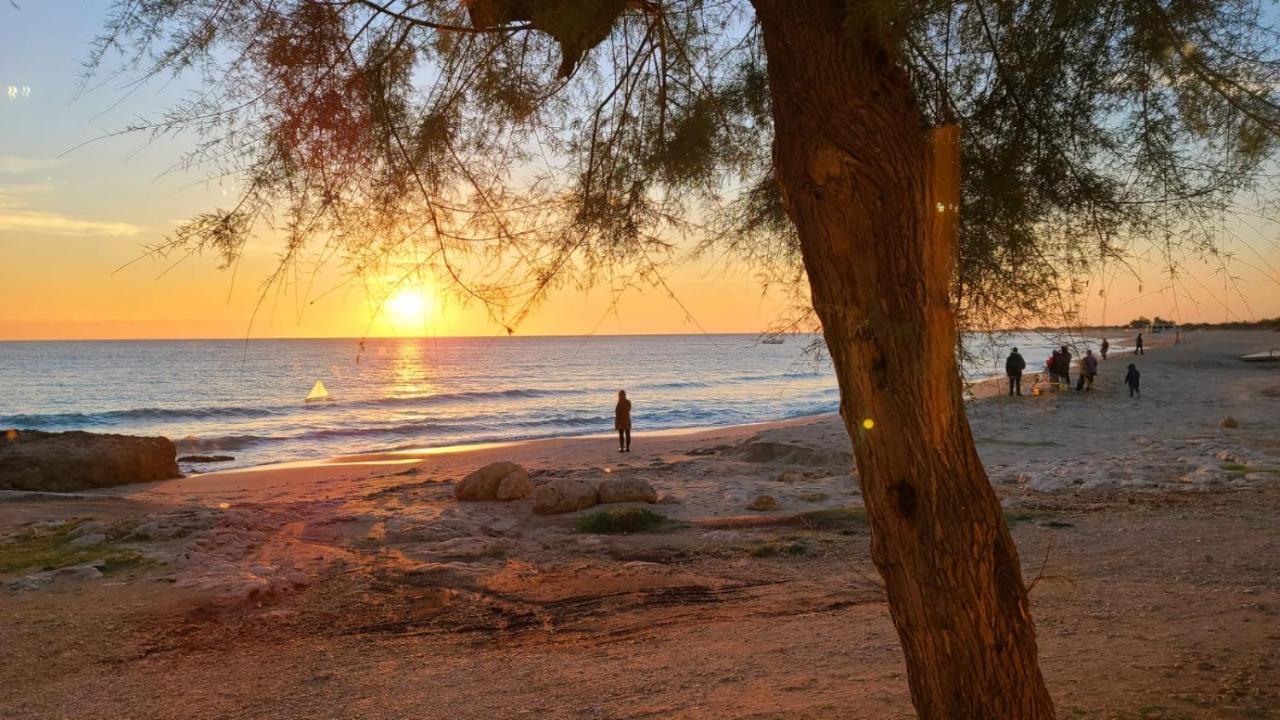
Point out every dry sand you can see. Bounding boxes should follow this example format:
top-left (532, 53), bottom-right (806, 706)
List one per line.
top-left (1, 330), bottom-right (1278, 719)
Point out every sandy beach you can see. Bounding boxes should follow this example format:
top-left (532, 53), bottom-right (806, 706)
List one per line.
top-left (2, 330), bottom-right (1278, 719)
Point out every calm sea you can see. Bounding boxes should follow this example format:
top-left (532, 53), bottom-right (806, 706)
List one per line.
top-left (0, 333), bottom-right (1091, 468)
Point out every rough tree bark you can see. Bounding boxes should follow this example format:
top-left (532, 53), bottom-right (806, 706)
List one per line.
top-left (751, 1), bottom-right (1056, 717)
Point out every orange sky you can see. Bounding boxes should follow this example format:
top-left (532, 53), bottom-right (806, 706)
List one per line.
top-left (2, 3), bottom-right (1279, 341)
top-left (4, 217), bottom-right (1279, 340)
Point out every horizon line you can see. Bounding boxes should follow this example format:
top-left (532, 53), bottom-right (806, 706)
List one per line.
top-left (0, 324), bottom-right (1169, 343)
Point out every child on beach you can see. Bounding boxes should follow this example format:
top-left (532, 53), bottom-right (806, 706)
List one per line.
top-left (1125, 363), bottom-right (1141, 398)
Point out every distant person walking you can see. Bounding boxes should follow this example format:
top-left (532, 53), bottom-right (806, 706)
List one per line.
top-left (1135, 332), bottom-right (1144, 355)
top-left (1005, 347), bottom-right (1026, 396)
top-left (1081, 349), bottom-right (1099, 391)
top-left (1125, 364), bottom-right (1141, 398)
top-left (614, 390), bottom-right (632, 452)
top-left (1100, 338), bottom-right (1110, 360)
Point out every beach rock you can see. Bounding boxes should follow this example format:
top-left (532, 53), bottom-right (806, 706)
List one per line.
top-left (4, 562), bottom-right (105, 592)
top-left (68, 533), bottom-right (107, 548)
top-left (285, 571), bottom-right (312, 588)
top-left (747, 495), bottom-right (780, 511)
top-left (532, 478), bottom-right (599, 515)
top-left (69, 520), bottom-right (109, 538)
top-left (595, 476), bottom-right (657, 505)
top-left (656, 494), bottom-right (682, 505)
top-left (776, 470), bottom-right (806, 483)
top-left (0, 430), bottom-right (180, 492)
top-left (455, 461), bottom-right (532, 501)
top-left (1220, 416), bottom-right (1239, 429)
top-left (430, 537), bottom-right (505, 559)
top-left (177, 454), bottom-right (235, 463)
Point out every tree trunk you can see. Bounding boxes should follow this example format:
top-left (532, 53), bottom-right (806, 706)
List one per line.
top-left (750, 1), bottom-right (1056, 717)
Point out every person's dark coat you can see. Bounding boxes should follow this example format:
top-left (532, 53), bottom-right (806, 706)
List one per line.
top-left (1083, 354), bottom-right (1099, 375)
top-left (614, 398), bottom-right (632, 431)
top-left (1125, 365), bottom-right (1140, 388)
top-left (1053, 349), bottom-right (1072, 376)
top-left (1005, 351), bottom-right (1026, 375)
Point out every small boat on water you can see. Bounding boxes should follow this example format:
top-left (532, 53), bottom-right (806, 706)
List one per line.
top-left (1240, 350), bottom-right (1279, 363)
top-left (761, 336), bottom-right (785, 345)
top-left (304, 379), bottom-right (333, 403)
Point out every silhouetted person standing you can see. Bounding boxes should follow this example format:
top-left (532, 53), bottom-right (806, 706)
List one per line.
top-left (1005, 347), bottom-right (1026, 396)
top-left (1135, 332), bottom-right (1144, 355)
top-left (1053, 345), bottom-right (1072, 388)
top-left (1100, 338), bottom-right (1110, 360)
top-left (1081, 349), bottom-right (1098, 391)
top-left (614, 390), bottom-right (632, 452)
top-left (1125, 364), bottom-right (1141, 398)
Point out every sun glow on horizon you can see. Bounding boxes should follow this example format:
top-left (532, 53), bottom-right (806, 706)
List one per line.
top-left (383, 285), bottom-right (435, 330)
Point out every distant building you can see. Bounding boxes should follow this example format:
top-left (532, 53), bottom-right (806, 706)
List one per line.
top-left (1148, 321), bottom-right (1178, 334)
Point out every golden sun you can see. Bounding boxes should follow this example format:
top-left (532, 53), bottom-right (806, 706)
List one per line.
top-left (384, 286), bottom-right (433, 327)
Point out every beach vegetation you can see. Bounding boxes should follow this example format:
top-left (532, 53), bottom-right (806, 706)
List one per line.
top-left (750, 539), bottom-right (810, 558)
top-left (88, 1), bottom-right (1280, 716)
top-left (1220, 463), bottom-right (1280, 474)
top-left (0, 520), bottom-right (145, 576)
top-left (797, 506), bottom-right (869, 533)
top-left (575, 507), bottom-right (670, 534)
top-left (1003, 510), bottom-right (1074, 529)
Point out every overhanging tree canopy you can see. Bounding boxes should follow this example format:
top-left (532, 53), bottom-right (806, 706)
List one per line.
top-left (92, 0), bottom-right (1280, 327)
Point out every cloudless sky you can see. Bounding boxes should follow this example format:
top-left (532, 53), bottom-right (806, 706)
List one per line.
top-left (1, 1), bottom-right (1278, 341)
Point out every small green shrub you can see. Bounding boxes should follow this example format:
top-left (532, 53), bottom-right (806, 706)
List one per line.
top-left (1220, 463), bottom-right (1280, 474)
top-left (749, 540), bottom-right (810, 558)
top-left (797, 506), bottom-right (868, 532)
top-left (575, 507), bottom-right (668, 534)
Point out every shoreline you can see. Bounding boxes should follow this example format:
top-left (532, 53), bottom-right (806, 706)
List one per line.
top-left (184, 333), bottom-right (1173, 480)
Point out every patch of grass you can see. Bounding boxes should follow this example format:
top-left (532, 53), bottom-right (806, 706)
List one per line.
top-left (1004, 510), bottom-right (1075, 529)
top-left (0, 520), bottom-right (145, 575)
top-left (1219, 463), bottom-right (1280, 474)
top-left (575, 507), bottom-right (669, 534)
top-left (796, 506), bottom-right (868, 532)
top-left (750, 540), bottom-right (810, 558)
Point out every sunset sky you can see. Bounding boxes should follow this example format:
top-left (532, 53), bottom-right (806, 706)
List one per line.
top-left (2, 1), bottom-right (1279, 341)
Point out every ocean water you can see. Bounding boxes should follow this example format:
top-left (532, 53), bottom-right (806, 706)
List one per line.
top-left (0, 332), bottom-right (1102, 469)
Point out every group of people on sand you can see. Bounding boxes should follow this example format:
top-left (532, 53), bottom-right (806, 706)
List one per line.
top-left (1005, 334), bottom-right (1143, 399)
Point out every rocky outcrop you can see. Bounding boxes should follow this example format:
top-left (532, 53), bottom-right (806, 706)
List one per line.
top-left (532, 478), bottom-right (599, 515)
top-left (0, 430), bottom-right (180, 492)
top-left (455, 461), bottom-right (532, 501)
top-left (747, 495), bottom-right (780, 511)
top-left (595, 476), bottom-right (657, 504)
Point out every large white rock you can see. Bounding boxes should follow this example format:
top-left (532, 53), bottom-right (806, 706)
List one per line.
top-left (455, 461), bottom-right (532, 501)
top-left (532, 478), bottom-right (599, 515)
